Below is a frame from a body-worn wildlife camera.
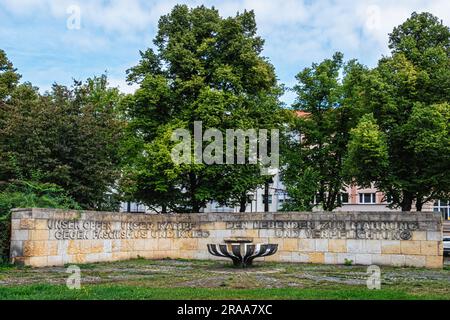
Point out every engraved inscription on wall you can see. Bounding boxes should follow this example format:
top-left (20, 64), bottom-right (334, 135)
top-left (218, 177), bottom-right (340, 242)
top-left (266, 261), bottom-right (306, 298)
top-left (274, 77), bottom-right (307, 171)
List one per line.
top-left (225, 220), bottom-right (418, 240)
top-left (47, 220), bottom-right (210, 240)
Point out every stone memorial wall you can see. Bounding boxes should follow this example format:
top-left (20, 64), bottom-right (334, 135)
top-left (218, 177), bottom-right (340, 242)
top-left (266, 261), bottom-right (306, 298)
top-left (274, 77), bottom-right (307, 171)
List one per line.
top-left (10, 208), bottom-right (443, 268)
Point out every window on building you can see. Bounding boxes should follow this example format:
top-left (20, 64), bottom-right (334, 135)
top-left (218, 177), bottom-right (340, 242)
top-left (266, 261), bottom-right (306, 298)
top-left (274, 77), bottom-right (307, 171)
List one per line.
top-left (340, 193), bottom-right (349, 204)
top-left (359, 193), bottom-right (376, 204)
top-left (262, 195), bottom-right (272, 204)
top-left (126, 202), bottom-right (145, 213)
top-left (433, 200), bottom-right (450, 220)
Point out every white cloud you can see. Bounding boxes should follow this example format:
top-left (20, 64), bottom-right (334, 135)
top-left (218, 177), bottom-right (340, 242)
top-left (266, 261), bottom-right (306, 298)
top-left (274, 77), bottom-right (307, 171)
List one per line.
top-left (2, 0), bottom-right (449, 105)
top-left (108, 77), bottom-right (139, 94)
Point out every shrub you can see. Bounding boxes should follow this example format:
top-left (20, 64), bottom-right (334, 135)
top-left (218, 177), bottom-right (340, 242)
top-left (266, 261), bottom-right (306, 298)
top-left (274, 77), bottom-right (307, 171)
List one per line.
top-left (0, 180), bottom-right (80, 262)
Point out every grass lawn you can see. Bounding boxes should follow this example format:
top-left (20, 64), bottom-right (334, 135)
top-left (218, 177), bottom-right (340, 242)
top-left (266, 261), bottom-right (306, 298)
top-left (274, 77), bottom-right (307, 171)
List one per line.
top-left (0, 258), bottom-right (449, 300)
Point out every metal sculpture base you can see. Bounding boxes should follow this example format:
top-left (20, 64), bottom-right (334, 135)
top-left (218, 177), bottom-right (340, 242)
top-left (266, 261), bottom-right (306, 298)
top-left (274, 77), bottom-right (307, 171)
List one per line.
top-left (207, 239), bottom-right (278, 268)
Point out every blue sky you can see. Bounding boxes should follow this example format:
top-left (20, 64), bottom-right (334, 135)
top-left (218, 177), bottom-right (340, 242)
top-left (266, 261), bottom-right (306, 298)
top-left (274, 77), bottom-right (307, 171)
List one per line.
top-left (1, 0), bottom-right (449, 105)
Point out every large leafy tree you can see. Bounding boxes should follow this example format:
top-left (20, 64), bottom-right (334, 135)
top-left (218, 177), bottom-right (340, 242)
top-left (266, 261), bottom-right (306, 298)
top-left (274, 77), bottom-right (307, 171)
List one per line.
top-left (0, 49), bottom-right (21, 102)
top-left (281, 53), bottom-right (369, 211)
top-left (122, 5), bottom-right (285, 213)
top-left (345, 12), bottom-right (450, 211)
top-left (0, 62), bottom-right (124, 210)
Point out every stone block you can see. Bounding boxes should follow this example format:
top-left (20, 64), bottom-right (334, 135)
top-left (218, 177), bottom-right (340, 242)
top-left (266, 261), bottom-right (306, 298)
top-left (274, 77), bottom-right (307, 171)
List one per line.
top-left (400, 241), bottom-right (421, 255)
top-left (28, 256), bottom-right (48, 267)
top-left (157, 238), bottom-right (172, 251)
top-left (427, 231), bottom-right (441, 241)
top-left (178, 239), bottom-right (198, 251)
top-left (35, 219), bottom-right (48, 230)
top-left (308, 252), bottom-right (324, 264)
top-left (69, 254), bottom-right (86, 264)
top-left (47, 255), bottom-right (63, 266)
top-left (365, 240), bottom-right (381, 254)
top-left (210, 230), bottom-right (232, 238)
top-left (438, 241), bottom-right (443, 256)
top-left (412, 231), bottom-right (427, 241)
top-left (291, 252), bottom-right (310, 263)
top-left (315, 239), bottom-right (329, 252)
top-left (112, 240), bottom-right (122, 252)
top-left (23, 241), bottom-right (48, 256)
top-left (11, 219), bottom-right (20, 231)
top-left (390, 255), bottom-right (406, 267)
top-left (10, 241), bottom-right (23, 258)
top-left (11, 230), bottom-right (29, 241)
top-left (282, 239), bottom-right (298, 252)
top-left (328, 240), bottom-right (347, 253)
top-left (213, 222), bottom-right (226, 230)
top-left (20, 218), bottom-right (35, 229)
top-left (324, 252), bottom-right (337, 264)
top-left (298, 239), bottom-right (315, 252)
top-left (355, 254), bottom-right (372, 265)
top-left (67, 241), bottom-right (82, 255)
top-left (57, 241), bottom-right (69, 256)
top-left (134, 240), bottom-right (146, 251)
top-left (278, 251), bottom-right (292, 262)
top-left (244, 229), bottom-right (259, 238)
top-left (381, 240), bottom-right (401, 254)
top-left (420, 241), bottom-right (438, 256)
top-left (426, 256), bottom-right (443, 268)
top-left (47, 241), bottom-right (59, 256)
top-left (371, 254), bottom-right (391, 266)
top-left (336, 253), bottom-right (356, 265)
top-left (30, 230), bottom-right (49, 241)
top-left (259, 229), bottom-right (275, 238)
top-left (404, 255), bottom-right (426, 267)
top-left (347, 240), bottom-right (363, 253)
top-left (104, 241), bottom-right (113, 253)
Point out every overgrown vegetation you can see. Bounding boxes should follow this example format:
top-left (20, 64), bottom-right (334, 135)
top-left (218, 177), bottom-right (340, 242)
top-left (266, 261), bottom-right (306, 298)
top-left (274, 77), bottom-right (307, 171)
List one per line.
top-left (281, 12), bottom-right (450, 211)
top-left (0, 180), bottom-right (79, 262)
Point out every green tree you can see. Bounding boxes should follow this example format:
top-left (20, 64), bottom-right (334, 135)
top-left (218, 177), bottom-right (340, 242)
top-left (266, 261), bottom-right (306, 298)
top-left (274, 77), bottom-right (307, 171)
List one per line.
top-left (0, 70), bottom-right (124, 210)
top-left (281, 53), bottom-right (369, 211)
top-left (344, 114), bottom-right (389, 185)
top-left (347, 12), bottom-right (450, 211)
top-left (122, 5), bottom-right (285, 213)
top-left (0, 49), bottom-right (21, 102)
top-left (0, 180), bottom-right (80, 262)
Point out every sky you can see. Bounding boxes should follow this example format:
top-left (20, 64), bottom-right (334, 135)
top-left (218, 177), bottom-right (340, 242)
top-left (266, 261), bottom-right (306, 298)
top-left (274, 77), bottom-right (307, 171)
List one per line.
top-left (1, 0), bottom-right (449, 105)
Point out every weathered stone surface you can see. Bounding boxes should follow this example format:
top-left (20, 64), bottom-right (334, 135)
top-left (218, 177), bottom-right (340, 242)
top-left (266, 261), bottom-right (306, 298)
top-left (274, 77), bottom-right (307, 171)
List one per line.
top-left (355, 254), bottom-right (372, 265)
top-left (401, 241), bottom-right (421, 255)
top-left (298, 239), bottom-right (315, 252)
top-left (9, 208), bottom-right (442, 268)
top-left (328, 239), bottom-right (347, 253)
top-left (381, 240), bottom-right (401, 254)
top-left (404, 255), bottom-right (426, 267)
top-left (420, 241), bottom-right (438, 256)
top-left (308, 252), bottom-right (324, 264)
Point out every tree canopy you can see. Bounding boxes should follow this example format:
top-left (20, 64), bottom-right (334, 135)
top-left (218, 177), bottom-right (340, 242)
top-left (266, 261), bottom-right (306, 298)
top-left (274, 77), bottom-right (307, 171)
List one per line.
top-left (0, 67), bottom-right (125, 210)
top-left (121, 5), bottom-right (285, 213)
top-left (346, 12), bottom-right (450, 211)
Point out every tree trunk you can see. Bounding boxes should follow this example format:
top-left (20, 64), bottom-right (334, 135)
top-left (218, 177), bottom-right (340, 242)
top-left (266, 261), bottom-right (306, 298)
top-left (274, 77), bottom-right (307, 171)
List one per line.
top-left (415, 198), bottom-right (423, 212)
top-left (239, 195), bottom-right (247, 213)
top-left (401, 191), bottom-right (414, 211)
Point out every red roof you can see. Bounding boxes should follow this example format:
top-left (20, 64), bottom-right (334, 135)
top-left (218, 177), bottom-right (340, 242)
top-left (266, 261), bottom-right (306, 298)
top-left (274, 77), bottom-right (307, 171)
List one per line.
top-left (293, 110), bottom-right (311, 118)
